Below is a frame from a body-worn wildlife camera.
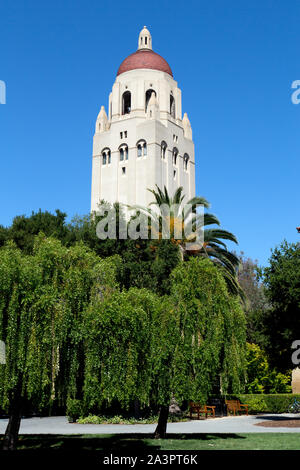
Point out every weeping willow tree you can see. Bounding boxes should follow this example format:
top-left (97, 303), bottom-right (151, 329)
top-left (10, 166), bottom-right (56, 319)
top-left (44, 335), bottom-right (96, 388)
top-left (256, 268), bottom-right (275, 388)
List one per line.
top-left (152, 257), bottom-right (247, 438)
top-left (81, 257), bottom-right (246, 439)
top-left (0, 235), bottom-right (120, 450)
top-left (82, 288), bottom-right (158, 414)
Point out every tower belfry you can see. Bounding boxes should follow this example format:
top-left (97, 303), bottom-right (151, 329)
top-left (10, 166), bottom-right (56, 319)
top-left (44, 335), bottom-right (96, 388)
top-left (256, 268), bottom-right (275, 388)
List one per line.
top-left (91, 27), bottom-right (195, 211)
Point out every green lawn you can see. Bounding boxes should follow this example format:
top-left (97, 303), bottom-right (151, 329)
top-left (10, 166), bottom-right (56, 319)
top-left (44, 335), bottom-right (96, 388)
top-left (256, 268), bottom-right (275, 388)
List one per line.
top-left (2, 433), bottom-right (300, 451)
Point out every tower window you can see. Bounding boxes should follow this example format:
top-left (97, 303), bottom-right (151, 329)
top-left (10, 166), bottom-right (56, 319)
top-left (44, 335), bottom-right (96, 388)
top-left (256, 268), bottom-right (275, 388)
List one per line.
top-left (137, 140), bottom-right (147, 157)
top-left (122, 167), bottom-right (126, 175)
top-left (183, 153), bottom-right (189, 171)
top-left (122, 91), bottom-right (131, 115)
top-left (161, 141), bottom-right (167, 159)
top-left (170, 94), bottom-right (175, 118)
top-left (172, 148), bottom-right (178, 165)
top-left (102, 148), bottom-right (111, 165)
top-left (137, 144), bottom-right (142, 157)
top-left (145, 37), bottom-right (147, 45)
top-left (119, 145), bottom-right (128, 162)
top-left (145, 89), bottom-right (156, 112)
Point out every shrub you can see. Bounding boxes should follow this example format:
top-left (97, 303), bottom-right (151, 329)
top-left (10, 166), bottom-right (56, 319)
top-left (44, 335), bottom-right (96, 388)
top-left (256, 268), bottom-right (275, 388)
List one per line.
top-left (226, 394), bottom-right (300, 414)
top-left (76, 414), bottom-right (189, 425)
top-left (245, 343), bottom-right (291, 393)
top-left (66, 398), bottom-right (82, 422)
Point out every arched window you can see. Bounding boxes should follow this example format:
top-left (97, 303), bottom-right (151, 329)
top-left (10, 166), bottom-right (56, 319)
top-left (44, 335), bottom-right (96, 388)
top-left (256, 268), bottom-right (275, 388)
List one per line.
top-left (122, 91), bottom-right (131, 115)
top-left (170, 94), bottom-right (175, 118)
top-left (161, 141), bottom-right (167, 159)
top-left (137, 140), bottom-right (147, 157)
top-left (119, 145), bottom-right (128, 161)
top-left (145, 89), bottom-right (156, 112)
top-left (183, 153), bottom-right (189, 171)
top-left (102, 148), bottom-right (111, 165)
top-left (172, 147), bottom-right (178, 165)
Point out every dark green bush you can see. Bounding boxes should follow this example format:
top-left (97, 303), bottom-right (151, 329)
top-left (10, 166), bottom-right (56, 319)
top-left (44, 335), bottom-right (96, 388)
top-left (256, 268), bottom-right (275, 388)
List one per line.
top-left (66, 398), bottom-right (82, 421)
top-left (226, 394), bottom-right (300, 413)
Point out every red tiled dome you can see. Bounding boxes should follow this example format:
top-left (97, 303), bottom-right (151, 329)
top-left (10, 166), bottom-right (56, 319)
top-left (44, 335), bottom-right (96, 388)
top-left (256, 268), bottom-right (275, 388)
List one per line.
top-left (117, 49), bottom-right (173, 77)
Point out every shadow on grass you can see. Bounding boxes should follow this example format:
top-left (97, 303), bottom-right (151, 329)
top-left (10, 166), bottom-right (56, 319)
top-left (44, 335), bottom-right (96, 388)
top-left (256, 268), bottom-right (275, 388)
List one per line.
top-left (0, 433), bottom-right (246, 451)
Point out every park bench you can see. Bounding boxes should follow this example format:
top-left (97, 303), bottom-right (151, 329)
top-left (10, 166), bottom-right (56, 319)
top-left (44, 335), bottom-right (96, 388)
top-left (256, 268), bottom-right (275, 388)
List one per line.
top-left (189, 401), bottom-right (216, 419)
top-left (225, 399), bottom-right (249, 416)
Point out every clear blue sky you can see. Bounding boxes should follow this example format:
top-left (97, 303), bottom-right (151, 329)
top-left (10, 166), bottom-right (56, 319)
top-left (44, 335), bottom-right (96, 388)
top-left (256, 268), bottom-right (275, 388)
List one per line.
top-left (0, 0), bottom-right (299, 266)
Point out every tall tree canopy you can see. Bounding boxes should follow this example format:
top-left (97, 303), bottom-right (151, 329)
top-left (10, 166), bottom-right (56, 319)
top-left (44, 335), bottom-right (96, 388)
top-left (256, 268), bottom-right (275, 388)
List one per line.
top-left (1, 209), bottom-right (69, 253)
top-left (237, 252), bottom-right (269, 343)
top-left (130, 185), bottom-right (241, 296)
top-left (151, 257), bottom-right (246, 436)
top-left (256, 241), bottom-right (300, 371)
top-left (0, 235), bottom-right (120, 450)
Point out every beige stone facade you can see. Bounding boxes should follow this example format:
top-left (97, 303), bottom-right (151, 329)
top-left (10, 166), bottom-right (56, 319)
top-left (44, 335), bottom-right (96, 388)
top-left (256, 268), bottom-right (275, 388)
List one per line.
top-left (292, 368), bottom-right (300, 393)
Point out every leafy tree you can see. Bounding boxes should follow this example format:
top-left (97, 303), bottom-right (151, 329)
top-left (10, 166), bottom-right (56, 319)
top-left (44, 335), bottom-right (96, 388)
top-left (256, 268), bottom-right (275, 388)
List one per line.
top-left (5, 209), bottom-right (69, 253)
top-left (245, 343), bottom-right (291, 393)
top-left (1, 206), bottom-right (179, 296)
top-left (82, 288), bottom-right (158, 414)
top-left (237, 252), bottom-right (269, 342)
top-left (130, 185), bottom-right (241, 296)
top-left (79, 257), bottom-right (246, 439)
top-left (0, 235), bottom-right (119, 450)
top-left (152, 257), bottom-right (247, 437)
top-left (0, 225), bottom-right (8, 248)
top-left (257, 241), bottom-right (300, 371)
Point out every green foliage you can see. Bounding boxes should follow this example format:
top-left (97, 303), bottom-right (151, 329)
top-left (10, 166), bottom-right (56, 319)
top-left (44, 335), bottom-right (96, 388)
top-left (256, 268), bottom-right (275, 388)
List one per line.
top-left (3, 209), bottom-right (69, 254)
top-left (227, 394), bottom-right (300, 414)
top-left (66, 398), bottom-right (82, 420)
top-left (130, 185), bottom-right (242, 296)
top-left (80, 257), bottom-right (247, 417)
top-left (245, 343), bottom-right (291, 393)
top-left (152, 258), bottom-right (247, 407)
top-left (237, 253), bottom-right (269, 343)
top-left (83, 288), bottom-right (158, 410)
top-left (0, 236), bottom-right (120, 412)
top-left (76, 414), bottom-right (188, 425)
top-left (258, 241), bottom-right (300, 371)
top-left (77, 415), bottom-right (156, 425)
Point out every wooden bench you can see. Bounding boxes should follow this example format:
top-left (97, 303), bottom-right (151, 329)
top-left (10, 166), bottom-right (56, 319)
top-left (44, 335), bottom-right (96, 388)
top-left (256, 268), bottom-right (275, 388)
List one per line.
top-left (225, 399), bottom-right (249, 416)
top-left (189, 401), bottom-right (216, 419)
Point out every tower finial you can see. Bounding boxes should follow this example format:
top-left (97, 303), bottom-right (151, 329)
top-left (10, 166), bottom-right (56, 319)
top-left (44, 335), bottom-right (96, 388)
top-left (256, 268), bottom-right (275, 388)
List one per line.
top-left (138, 26), bottom-right (152, 50)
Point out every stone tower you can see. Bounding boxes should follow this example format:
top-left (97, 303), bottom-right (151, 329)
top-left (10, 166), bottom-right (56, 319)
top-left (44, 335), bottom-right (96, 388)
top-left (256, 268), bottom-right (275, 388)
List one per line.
top-left (91, 26), bottom-right (196, 212)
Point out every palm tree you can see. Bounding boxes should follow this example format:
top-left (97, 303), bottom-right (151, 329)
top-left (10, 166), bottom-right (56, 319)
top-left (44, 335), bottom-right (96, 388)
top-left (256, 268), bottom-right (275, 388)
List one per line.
top-left (128, 185), bottom-right (242, 296)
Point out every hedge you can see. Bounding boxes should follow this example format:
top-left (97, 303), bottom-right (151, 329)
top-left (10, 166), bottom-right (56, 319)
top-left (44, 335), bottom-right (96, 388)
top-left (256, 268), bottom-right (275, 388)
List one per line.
top-left (226, 394), bottom-right (300, 414)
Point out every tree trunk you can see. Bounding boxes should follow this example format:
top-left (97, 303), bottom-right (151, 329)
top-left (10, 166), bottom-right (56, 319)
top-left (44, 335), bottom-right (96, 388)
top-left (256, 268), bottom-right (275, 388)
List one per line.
top-left (154, 405), bottom-right (169, 439)
top-left (2, 400), bottom-right (22, 451)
